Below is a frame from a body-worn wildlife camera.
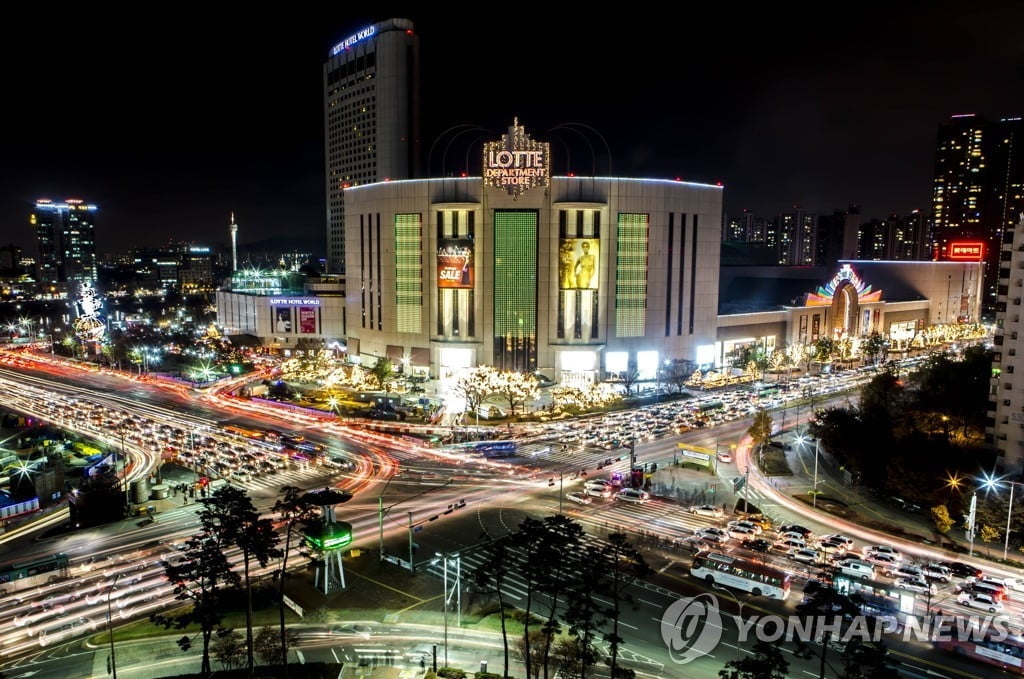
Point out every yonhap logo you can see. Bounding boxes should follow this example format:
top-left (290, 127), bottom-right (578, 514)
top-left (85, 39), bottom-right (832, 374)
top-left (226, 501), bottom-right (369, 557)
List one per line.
top-left (660, 593), bottom-right (724, 664)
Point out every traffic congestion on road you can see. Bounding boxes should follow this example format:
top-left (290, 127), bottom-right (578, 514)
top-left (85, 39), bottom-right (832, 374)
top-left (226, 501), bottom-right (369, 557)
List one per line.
top-left (0, 345), bottom-right (1011, 678)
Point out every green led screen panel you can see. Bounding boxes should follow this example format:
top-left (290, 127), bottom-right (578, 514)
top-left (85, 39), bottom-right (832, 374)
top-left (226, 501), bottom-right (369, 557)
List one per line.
top-left (615, 213), bottom-right (649, 337)
top-left (494, 211), bottom-right (537, 337)
top-left (395, 214), bottom-right (423, 333)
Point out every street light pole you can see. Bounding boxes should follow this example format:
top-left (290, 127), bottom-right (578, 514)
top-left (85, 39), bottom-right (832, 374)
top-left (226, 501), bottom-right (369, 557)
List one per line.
top-left (813, 439), bottom-right (820, 509)
top-left (1004, 482), bottom-right (1018, 562)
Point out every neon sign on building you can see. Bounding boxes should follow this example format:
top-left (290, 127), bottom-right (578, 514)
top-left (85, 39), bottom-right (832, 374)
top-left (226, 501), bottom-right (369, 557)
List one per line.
top-left (483, 118), bottom-right (550, 199)
top-left (805, 264), bottom-right (882, 306)
top-left (329, 25), bottom-right (376, 56)
top-left (948, 241), bottom-right (984, 261)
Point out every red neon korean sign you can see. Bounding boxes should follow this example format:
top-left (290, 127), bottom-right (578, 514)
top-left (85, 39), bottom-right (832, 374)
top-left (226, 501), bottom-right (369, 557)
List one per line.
top-left (948, 241), bottom-right (984, 261)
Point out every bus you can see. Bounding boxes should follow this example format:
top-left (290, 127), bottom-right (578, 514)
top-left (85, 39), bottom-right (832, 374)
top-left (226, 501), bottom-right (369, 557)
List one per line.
top-left (0, 553), bottom-right (70, 592)
top-left (935, 628), bottom-right (1024, 674)
top-left (690, 550), bottom-right (791, 600)
top-left (474, 440), bottom-right (518, 458)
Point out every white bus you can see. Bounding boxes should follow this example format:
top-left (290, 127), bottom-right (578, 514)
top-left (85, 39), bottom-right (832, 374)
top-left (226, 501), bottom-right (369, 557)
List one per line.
top-left (690, 550), bottom-right (792, 600)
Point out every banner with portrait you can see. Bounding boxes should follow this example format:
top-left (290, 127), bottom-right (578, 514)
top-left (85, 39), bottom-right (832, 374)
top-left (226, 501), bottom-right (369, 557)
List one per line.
top-left (298, 306), bottom-right (317, 334)
top-left (437, 239), bottom-right (474, 289)
top-left (274, 307), bottom-right (292, 334)
top-left (559, 238), bottom-right (599, 290)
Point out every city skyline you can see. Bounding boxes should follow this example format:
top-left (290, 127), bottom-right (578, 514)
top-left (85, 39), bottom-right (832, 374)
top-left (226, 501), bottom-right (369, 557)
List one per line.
top-left (3, 5), bottom-right (1023, 253)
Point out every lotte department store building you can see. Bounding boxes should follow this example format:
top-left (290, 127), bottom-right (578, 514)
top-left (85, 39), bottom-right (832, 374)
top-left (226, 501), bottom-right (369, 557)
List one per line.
top-left (343, 120), bottom-right (723, 386)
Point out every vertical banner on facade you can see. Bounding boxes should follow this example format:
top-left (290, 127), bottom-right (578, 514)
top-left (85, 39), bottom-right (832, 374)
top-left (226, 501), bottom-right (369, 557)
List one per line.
top-left (274, 307), bottom-right (292, 333)
top-left (559, 238), bottom-right (599, 290)
top-left (437, 239), bottom-right (474, 288)
top-left (811, 315), bottom-right (820, 341)
top-left (298, 306), bottom-right (316, 334)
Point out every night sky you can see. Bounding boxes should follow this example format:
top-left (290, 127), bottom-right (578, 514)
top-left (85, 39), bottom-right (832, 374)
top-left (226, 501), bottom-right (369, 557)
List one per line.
top-left (3, 4), bottom-right (1023, 255)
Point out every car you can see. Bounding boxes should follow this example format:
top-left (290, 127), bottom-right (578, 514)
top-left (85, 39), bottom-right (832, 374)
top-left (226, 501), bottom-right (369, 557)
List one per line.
top-left (716, 450), bottom-right (733, 463)
top-left (778, 524), bottom-right (814, 539)
top-left (728, 525), bottom-right (757, 540)
top-left (959, 581), bottom-right (1008, 601)
top-left (331, 624), bottom-right (372, 639)
top-left (817, 540), bottom-right (848, 557)
top-left (689, 504), bottom-right (725, 518)
top-left (821, 534), bottom-right (855, 550)
top-left (737, 513), bottom-right (774, 530)
top-left (584, 479), bottom-right (612, 490)
top-left (774, 538), bottom-right (807, 552)
top-left (940, 561), bottom-right (984, 579)
top-left (862, 545), bottom-right (903, 562)
top-left (584, 486), bottom-right (611, 499)
top-left (896, 578), bottom-right (937, 596)
top-left (921, 564), bottom-right (952, 583)
top-left (956, 591), bottom-right (1004, 613)
top-left (789, 548), bottom-right (821, 564)
top-left (778, 530), bottom-right (809, 544)
top-left (696, 527), bottom-right (728, 543)
top-left (963, 577), bottom-right (1011, 600)
top-left (742, 538), bottom-right (773, 554)
top-left (888, 564), bottom-right (924, 580)
top-left (615, 488), bottom-right (650, 504)
top-left (565, 491), bottom-right (592, 505)
top-left (865, 553), bottom-right (901, 570)
top-left (728, 520), bottom-right (763, 535)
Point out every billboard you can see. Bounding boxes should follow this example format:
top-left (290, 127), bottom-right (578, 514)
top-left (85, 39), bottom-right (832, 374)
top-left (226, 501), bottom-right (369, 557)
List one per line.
top-left (274, 307), bottom-right (292, 333)
top-left (298, 306), bottom-right (317, 334)
top-left (437, 240), bottom-right (474, 288)
top-left (482, 119), bottom-right (550, 199)
top-left (948, 241), bottom-right (984, 261)
top-left (559, 238), bottom-right (599, 289)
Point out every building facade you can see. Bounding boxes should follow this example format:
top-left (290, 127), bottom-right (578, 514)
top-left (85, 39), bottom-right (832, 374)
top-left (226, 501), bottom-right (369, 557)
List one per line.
top-left (324, 18), bottom-right (421, 276)
top-left (30, 199), bottom-right (98, 294)
top-left (343, 122), bottom-right (724, 385)
top-left (990, 215), bottom-right (1024, 474)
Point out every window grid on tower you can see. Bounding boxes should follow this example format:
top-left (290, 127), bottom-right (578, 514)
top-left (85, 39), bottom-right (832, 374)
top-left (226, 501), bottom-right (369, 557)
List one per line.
top-left (395, 214), bottom-right (423, 333)
top-left (615, 213), bottom-right (648, 337)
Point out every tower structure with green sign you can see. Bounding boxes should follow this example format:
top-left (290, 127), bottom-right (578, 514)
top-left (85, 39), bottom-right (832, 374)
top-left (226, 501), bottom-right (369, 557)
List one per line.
top-left (302, 487), bottom-right (353, 595)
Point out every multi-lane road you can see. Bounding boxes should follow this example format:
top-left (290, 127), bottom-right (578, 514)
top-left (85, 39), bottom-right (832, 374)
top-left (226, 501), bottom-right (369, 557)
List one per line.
top-left (0, 349), bottom-right (1017, 679)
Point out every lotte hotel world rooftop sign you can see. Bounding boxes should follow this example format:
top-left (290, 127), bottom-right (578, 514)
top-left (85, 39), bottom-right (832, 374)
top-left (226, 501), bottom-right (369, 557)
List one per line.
top-left (483, 118), bottom-right (550, 199)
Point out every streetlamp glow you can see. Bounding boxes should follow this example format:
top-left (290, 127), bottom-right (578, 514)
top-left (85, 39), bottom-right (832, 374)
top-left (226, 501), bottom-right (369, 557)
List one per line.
top-left (979, 472), bottom-right (1022, 562)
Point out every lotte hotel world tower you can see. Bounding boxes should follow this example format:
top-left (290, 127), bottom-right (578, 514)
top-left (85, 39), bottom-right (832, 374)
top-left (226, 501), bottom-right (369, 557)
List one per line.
top-left (323, 18), bottom-right (421, 276)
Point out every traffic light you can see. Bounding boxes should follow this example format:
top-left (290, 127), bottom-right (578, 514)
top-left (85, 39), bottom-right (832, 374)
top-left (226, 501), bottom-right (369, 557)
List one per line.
top-left (710, 483), bottom-right (717, 495)
top-left (548, 478), bottom-right (556, 487)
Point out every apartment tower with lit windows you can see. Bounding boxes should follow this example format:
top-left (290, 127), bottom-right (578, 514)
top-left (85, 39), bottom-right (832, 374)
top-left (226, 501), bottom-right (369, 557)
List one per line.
top-left (30, 198), bottom-right (98, 295)
top-left (323, 18), bottom-right (421, 275)
top-left (930, 114), bottom-right (1023, 317)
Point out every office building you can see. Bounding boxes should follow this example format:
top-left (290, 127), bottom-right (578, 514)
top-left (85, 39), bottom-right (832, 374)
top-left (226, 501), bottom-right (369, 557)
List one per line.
top-left (930, 114), bottom-right (1023, 316)
top-left (324, 18), bottom-right (421, 275)
top-left (30, 199), bottom-right (98, 294)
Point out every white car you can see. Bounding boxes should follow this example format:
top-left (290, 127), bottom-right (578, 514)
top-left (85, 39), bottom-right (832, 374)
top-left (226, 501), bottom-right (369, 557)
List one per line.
top-left (821, 534), bottom-right (855, 550)
top-left (697, 527), bottom-right (728, 543)
top-left (896, 578), bottom-right (937, 595)
top-left (957, 591), bottom-right (1004, 613)
top-left (615, 488), bottom-right (649, 504)
top-left (774, 538), bottom-right (806, 552)
top-left (689, 504), bottom-right (725, 518)
top-left (565, 491), bottom-right (592, 505)
top-left (583, 486), bottom-right (611, 498)
top-left (584, 479), bottom-right (612, 491)
top-left (789, 548), bottom-right (821, 564)
top-left (728, 525), bottom-right (757, 540)
top-left (717, 450), bottom-right (733, 463)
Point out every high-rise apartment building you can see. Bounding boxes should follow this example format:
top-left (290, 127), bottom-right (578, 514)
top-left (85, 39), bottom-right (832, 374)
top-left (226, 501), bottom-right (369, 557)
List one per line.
top-left (989, 214), bottom-right (1024, 474)
top-left (773, 207), bottom-right (817, 265)
top-left (323, 18), bottom-right (421, 275)
top-left (30, 199), bottom-right (98, 293)
top-left (930, 114), bottom-right (1023, 316)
